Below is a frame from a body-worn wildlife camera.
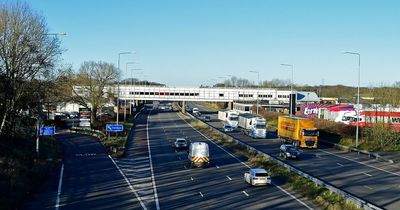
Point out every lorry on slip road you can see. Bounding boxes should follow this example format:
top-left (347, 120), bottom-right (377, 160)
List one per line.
top-left (277, 116), bottom-right (318, 148)
top-left (218, 109), bottom-right (239, 128)
top-left (238, 113), bottom-right (267, 138)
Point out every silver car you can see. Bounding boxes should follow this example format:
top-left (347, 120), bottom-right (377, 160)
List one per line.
top-left (174, 138), bottom-right (188, 149)
top-left (244, 168), bottom-right (271, 186)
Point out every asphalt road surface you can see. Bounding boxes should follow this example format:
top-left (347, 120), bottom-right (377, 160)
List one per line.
top-left (188, 101), bottom-right (400, 210)
top-left (137, 105), bottom-right (316, 210)
top-left (22, 133), bottom-right (143, 210)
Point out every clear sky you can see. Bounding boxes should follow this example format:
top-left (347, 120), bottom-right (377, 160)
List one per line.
top-left (26, 0), bottom-right (400, 87)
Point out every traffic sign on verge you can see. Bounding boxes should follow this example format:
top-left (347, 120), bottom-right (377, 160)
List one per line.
top-left (106, 124), bottom-right (124, 132)
top-left (40, 126), bottom-right (55, 136)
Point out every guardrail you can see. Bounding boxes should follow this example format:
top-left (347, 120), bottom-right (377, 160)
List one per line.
top-left (70, 126), bottom-right (107, 140)
top-left (319, 139), bottom-right (394, 164)
top-left (180, 105), bottom-right (383, 210)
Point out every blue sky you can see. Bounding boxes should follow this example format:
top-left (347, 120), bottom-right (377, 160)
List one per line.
top-left (26, 0), bottom-right (400, 87)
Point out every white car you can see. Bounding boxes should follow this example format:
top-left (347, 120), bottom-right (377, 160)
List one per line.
top-left (244, 168), bottom-right (271, 186)
top-left (174, 138), bottom-right (188, 149)
top-left (223, 124), bottom-right (233, 132)
top-left (192, 108), bottom-right (199, 114)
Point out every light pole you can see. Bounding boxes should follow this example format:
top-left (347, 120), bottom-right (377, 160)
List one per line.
top-left (124, 62), bottom-right (138, 122)
top-left (117, 52), bottom-right (134, 125)
top-left (281, 64), bottom-right (294, 117)
top-left (344, 51), bottom-right (361, 148)
top-left (129, 68), bottom-right (143, 118)
top-left (249, 71), bottom-right (260, 115)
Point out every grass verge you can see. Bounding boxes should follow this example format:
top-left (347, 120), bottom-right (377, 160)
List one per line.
top-left (0, 135), bottom-right (62, 210)
top-left (179, 113), bottom-right (363, 210)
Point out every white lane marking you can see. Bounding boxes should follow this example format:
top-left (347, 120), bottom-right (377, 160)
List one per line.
top-left (216, 165), bottom-right (220, 169)
top-left (226, 176), bottom-right (232, 181)
top-left (336, 163), bottom-right (344, 167)
top-left (242, 191), bottom-right (249, 197)
top-left (364, 185), bottom-right (373, 190)
top-left (55, 164), bottom-right (64, 210)
top-left (191, 177), bottom-right (194, 181)
top-left (146, 109), bottom-right (160, 210)
top-left (362, 172), bottom-right (373, 177)
top-left (199, 192), bottom-right (204, 197)
top-left (319, 149), bottom-right (400, 177)
top-left (109, 155), bottom-right (147, 210)
top-left (178, 113), bottom-right (314, 210)
top-left (178, 156), bottom-right (181, 160)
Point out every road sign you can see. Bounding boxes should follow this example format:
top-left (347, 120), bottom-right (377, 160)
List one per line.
top-left (106, 124), bottom-right (124, 132)
top-left (40, 126), bottom-right (55, 136)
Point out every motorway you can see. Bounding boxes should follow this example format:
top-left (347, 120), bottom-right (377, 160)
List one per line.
top-left (187, 101), bottom-right (400, 210)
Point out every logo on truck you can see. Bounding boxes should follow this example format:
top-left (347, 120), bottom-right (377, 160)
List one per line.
top-left (280, 121), bottom-right (295, 131)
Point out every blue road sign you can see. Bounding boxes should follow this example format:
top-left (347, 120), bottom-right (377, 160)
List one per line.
top-left (106, 124), bottom-right (124, 132)
top-left (40, 126), bottom-right (55, 136)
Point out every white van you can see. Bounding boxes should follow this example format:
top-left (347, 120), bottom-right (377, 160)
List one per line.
top-left (188, 142), bottom-right (210, 168)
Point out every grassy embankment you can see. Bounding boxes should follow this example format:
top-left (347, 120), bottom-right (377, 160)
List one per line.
top-left (0, 135), bottom-right (62, 210)
top-left (178, 111), bottom-right (362, 210)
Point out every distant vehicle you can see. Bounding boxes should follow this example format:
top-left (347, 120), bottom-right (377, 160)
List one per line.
top-left (218, 110), bottom-right (239, 128)
top-left (70, 111), bottom-right (79, 118)
top-left (192, 107), bottom-right (199, 114)
top-left (238, 114), bottom-right (267, 139)
top-left (223, 124), bottom-right (233, 132)
top-left (204, 116), bottom-right (211, 122)
top-left (277, 116), bottom-right (318, 148)
top-left (244, 168), bottom-right (271, 186)
top-left (279, 144), bottom-right (301, 160)
top-left (188, 142), bottom-right (210, 168)
top-left (174, 138), bottom-right (188, 149)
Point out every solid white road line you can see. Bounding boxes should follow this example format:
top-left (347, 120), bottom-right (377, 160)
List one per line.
top-left (242, 191), bottom-right (249, 197)
top-left (319, 149), bottom-right (400, 177)
top-left (226, 176), bottom-right (232, 181)
top-left (55, 164), bottom-right (64, 210)
top-left (146, 109), bottom-right (160, 210)
top-left (178, 113), bottom-right (314, 210)
top-left (336, 163), bottom-right (344, 167)
top-left (109, 155), bottom-right (147, 210)
top-left (362, 172), bottom-right (373, 177)
top-left (199, 192), bottom-right (204, 197)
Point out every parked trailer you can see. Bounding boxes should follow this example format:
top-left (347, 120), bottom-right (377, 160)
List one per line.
top-left (277, 116), bottom-right (318, 148)
top-left (238, 113), bottom-right (267, 138)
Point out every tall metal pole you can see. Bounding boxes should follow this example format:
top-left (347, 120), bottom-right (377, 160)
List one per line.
top-left (344, 52), bottom-right (361, 148)
top-left (281, 64), bottom-right (294, 117)
top-left (249, 71), bottom-right (260, 115)
top-left (117, 52), bottom-right (132, 125)
top-left (124, 62), bottom-right (137, 122)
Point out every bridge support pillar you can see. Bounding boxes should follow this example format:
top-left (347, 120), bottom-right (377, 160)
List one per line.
top-left (228, 101), bottom-right (233, 110)
top-left (182, 101), bottom-right (186, 114)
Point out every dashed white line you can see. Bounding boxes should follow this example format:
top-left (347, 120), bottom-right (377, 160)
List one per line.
top-left (55, 164), bottom-right (64, 210)
top-left (336, 163), bottom-right (344, 167)
top-left (226, 176), bottom-right (232, 181)
top-left (199, 192), bottom-right (204, 197)
top-left (362, 172), bottom-right (373, 177)
top-left (364, 185), bottom-right (373, 190)
top-left (318, 149), bottom-right (400, 177)
top-left (178, 156), bottom-right (181, 160)
top-left (190, 177), bottom-right (194, 181)
top-left (242, 191), bottom-right (249, 197)
top-left (216, 165), bottom-right (220, 169)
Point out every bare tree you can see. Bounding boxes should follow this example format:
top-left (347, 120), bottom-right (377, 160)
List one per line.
top-left (69, 61), bottom-right (119, 124)
top-left (0, 2), bottom-right (62, 136)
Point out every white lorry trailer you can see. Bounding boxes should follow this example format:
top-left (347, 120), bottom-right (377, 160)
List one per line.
top-left (238, 113), bottom-right (267, 138)
top-left (218, 109), bottom-right (239, 128)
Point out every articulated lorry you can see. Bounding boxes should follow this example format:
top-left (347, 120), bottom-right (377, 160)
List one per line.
top-left (218, 109), bottom-right (239, 128)
top-left (277, 116), bottom-right (318, 148)
top-left (238, 113), bottom-right (267, 138)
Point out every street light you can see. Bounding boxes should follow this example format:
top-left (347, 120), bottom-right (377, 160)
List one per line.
top-left (124, 62), bottom-right (138, 122)
top-left (344, 51), bottom-right (361, 148)
top-left (117, 51), bottom-right (134, 125)
top-left (249, 70), bottom-right (260, 115)
top-left (281, 64), bottom-right (294, 117)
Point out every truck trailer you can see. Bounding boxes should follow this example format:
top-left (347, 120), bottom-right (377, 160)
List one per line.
top-left (277, 116), bottom-right (318, 148)
top-left (218, 110), bottom-right (239, 128)
top-left (238, 113), bottom-right (267, 138)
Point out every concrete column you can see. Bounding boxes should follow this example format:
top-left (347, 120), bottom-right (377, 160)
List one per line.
top-left (228, 101), bottom-right (233, 110)
top-left (182, 101), bottom-right (186, 114)
top-left (135, 100), bottom-right (139, 106)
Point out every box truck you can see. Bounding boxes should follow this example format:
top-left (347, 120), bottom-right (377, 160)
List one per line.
top-left (238, 113), bottom-right (267, 138)
top-left (218, 110), bottom-right (239, 128)
top-left (277, 116), bottom-right (318, 148)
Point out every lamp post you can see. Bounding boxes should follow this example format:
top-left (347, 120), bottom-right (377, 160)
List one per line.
top-left (128, 67), bottom-right (143, 118)
top-left (280, 64), bottom-right (294, 117)
top-left (249, 71), bottom-right (260, 115)
top-left (124, 62), bottom-right (138, 122)
top-left (344, 51), bottom-right (361, 148)
top-left (117, 52), bottom-right (133, 125)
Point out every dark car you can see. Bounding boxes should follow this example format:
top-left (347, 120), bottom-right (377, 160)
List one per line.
top-left (204, 116), bottom-right (211, 122)
top-left (279, 144), bottom-right (301, 160)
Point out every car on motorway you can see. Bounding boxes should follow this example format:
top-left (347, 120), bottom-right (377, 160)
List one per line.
top-left (204, 116), bottom-right (211, 122)
top-left (192, 107), bottom-right (201, 116)
top-left (279, 144), bottom-right (301, 160)
top-left (174, 138), bottom-right (188, 149)
top-left (244, 168), bottom-right (271, 186)
top-left (223, 124), bottom-right (233, 132)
